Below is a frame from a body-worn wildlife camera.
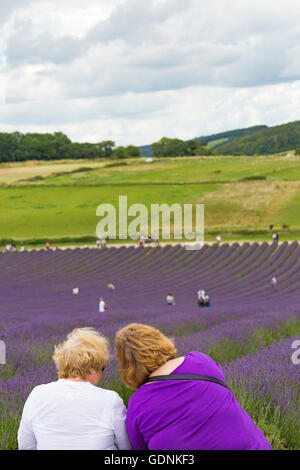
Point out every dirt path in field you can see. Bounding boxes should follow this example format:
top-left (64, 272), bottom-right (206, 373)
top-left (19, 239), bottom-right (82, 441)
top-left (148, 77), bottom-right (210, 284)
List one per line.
top-left (0, 161), bottom-right (105, 185)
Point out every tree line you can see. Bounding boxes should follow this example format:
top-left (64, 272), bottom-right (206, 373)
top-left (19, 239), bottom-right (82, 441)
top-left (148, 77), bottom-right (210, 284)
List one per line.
top-left (0, 131), bottom-right (214, 162)
top-left (0, 131), bottom-right (142, 163)
top-left (3, 121), bottom-right (299, 162)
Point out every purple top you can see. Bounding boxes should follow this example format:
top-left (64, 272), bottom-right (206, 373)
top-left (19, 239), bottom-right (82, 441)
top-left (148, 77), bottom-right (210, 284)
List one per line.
top-left (126, 351), bottom-right (271, 450)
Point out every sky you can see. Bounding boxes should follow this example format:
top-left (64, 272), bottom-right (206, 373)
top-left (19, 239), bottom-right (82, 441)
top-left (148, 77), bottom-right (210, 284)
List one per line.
top-left (1, 0), bottom-right (300, 146)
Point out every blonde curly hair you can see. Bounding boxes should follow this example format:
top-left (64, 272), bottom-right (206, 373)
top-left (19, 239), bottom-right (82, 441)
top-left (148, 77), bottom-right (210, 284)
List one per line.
top-left (53, 327), bottom-right (109, 379)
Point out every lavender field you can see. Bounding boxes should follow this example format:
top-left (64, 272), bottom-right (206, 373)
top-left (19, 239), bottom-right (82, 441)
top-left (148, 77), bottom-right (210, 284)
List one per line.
top-left (0, 242), bottom-right (300, 450)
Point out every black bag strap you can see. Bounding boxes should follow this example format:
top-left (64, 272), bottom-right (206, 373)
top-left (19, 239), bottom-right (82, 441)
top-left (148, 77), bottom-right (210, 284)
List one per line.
top-left (145, 374), bottom-right (231, 391)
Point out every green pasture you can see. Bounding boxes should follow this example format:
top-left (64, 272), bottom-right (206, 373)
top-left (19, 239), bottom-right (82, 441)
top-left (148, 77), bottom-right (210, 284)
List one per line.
top-left (7, 155), bottom-right (300, 186)
top-left (1, 154), bottom-right (300, 244)
top-left (0, 184), bottom-right (217, 240)
top-left (206, 138), bottom-right (229, 149)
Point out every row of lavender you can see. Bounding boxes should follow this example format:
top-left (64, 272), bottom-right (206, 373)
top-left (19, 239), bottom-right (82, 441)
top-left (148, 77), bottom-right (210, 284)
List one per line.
top-left (0, 244), bottom-right (299, 449)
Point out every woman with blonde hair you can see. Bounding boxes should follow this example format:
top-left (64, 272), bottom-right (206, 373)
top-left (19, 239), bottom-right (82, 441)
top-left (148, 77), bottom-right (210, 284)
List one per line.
top-left (115, 323), bottom-right (271, 450)
top-left (18, 328), bottom-right (131, 450)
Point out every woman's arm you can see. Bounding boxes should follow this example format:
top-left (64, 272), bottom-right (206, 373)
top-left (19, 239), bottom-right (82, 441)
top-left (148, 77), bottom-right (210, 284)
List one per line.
top-left (17, 391), bottom-right (37, 450)
top-left (111, 394), bottom-right (132, 450)
top-left (125, 402), bottom-right (147, 450)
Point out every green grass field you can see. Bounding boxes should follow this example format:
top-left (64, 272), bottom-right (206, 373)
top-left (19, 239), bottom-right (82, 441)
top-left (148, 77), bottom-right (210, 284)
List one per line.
top-left (1, 154), bottom-right (300, 246)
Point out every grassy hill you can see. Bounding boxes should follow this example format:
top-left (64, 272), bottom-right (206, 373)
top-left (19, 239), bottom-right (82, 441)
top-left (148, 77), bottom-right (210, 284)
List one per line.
top-left (140, 121), bottom-right (300, 157)
top-left (139, 125), bottom-right (267, 156)
top-left (1, 154), bottom-right (300, 246)
top-left (196, 125), bottom-right (267, 149)
top-left (216, 121), bottom-right (300, 155)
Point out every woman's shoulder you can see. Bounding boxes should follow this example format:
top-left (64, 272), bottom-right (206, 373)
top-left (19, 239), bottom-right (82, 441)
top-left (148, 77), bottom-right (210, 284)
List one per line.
top-left (30, 381), bottom-right (122, 400)
top-left (97, 386), bottom-right (123, 402)
top-left (189, 350), bottom-right (223, 367)
top-left (87, 386), bottom-right (126, 410)
top-left (173, 351), bottom-right (224, 379)
top-left (31, 380), bottom-right (58, 393)
top-left (186, 350), bottom-right (218, 362)
top-left (186, 350), bottom-right (212, 360)
top-left (24, 380), bottom-right (59, 404)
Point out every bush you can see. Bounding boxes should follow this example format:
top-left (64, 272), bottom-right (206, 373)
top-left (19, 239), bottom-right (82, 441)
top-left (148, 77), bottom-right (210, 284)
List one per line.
top-left (105, 161), bottom-right (128, 168)
top-left (26, 175), bottom-right (44, 182)
top-left (240, 175), bottom-right (267, 181)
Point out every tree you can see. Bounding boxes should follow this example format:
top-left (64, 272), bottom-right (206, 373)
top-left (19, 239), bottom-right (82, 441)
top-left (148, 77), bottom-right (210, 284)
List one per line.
top-left (152, 137), bottom-right (186, 157)
top-left (98, 140), bottom-right (115, 158)
top-left (152, 137), bottom-right (212, 157)
top-left (113, 146), bottom-right (128, 159)
top-left (126, 145), bottom-right (141, 157)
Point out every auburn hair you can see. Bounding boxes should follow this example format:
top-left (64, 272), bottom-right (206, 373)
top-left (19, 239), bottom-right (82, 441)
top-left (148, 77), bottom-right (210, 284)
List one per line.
top-left (115, 323), bottom-right (177, 389)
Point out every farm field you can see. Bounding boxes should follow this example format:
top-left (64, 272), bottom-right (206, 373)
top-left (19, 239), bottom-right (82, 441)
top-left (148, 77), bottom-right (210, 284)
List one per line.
top-left (0, 243), bottom-right (299, 450)
top-left (1, 154), bottom-right (300, 245)
top-left (2, 155), bottom-right (300, 186)
top-left (0, 160), bottom-right (106, 186)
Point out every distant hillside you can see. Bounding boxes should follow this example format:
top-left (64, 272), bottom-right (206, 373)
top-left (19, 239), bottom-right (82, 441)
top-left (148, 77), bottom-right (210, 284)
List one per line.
top-left (139, 125), bottom-right (267, 157)
top-left (196, 125), bottom-right (267, 148)
top-left (215, 121), bottom-right (300, 155)
top-left (139, 144), bottom-right (153, 157)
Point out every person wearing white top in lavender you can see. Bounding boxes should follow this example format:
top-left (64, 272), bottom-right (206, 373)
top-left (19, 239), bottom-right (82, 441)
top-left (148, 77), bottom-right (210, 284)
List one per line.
top-left (197, 289), bottom-right (206, 307)
top-left (17, 328), bottom-right (131, 450)
top-left (99, 297), bottom-right (106, 312)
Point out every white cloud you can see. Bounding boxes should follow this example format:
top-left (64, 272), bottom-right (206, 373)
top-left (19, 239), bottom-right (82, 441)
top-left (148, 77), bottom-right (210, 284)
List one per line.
top-left (0, 0), bottom-right (300, 144)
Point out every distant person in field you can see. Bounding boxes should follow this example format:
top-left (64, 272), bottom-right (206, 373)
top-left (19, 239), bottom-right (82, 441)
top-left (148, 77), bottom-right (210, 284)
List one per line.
top-left (107, 283), bottom-right (115, 291)
top-left (204, 295), bottom-right (211, 307)
top-left (99, 297), bottom-right (107, 313)
top-left (96, 240), bottom-right (101, 249)
top-left (46, 242), bottom-right (51, 251)
top-left (115, 323), bottom-right (271, 450)
top-left (271, 277), bottom-right (277, 287)
top-left (139, 236), bottom-right (144, 247)
top-left (72, 287), bottom-right (79, 295)
top-left (20, 243), bottom-right (25, 252)
top-left (166, 293), bottom-right (175, 305)
top-left (102, 239), bottom-right (107, 248)
top-left (216, 235), bottom-right (222, 244)
top-left (197, 289), bottom-right (206, 307)
top-left (18, 328), bottom-right (131, 450)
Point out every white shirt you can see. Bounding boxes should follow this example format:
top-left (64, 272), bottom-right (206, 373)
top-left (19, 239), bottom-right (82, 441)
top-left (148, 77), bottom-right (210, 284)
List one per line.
top-left (99, 300), bottom-right (106, 312)
top-left (18, 379), bottom-right (131, 450)
top-left (197, 290), bottom-right (205, 299)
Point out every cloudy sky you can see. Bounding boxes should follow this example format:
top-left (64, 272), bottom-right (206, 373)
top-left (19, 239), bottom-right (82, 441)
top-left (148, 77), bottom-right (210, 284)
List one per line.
top-left (1, 0), bottom-right (300, 146)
